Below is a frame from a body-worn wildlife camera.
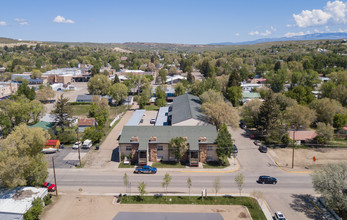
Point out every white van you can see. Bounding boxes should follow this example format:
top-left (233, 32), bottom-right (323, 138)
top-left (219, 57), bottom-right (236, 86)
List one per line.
top-left (82, 139), bottom-right (92, 149)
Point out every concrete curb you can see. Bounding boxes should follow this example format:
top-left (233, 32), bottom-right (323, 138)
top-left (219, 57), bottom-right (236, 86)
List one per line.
top-left (181, 158), bottom-right (239, 173)
top-left (274, 161), bottom-right (312, 174)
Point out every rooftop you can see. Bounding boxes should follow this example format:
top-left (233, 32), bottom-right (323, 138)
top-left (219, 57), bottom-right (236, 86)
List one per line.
top-left (78, 118), bottom-right (96, 126)
top-left (155, 107), bottom-right (169, 126)
top-left (126, 110), bottom-right (146, 126)
top-left (119, 125), bottom-right (218, 151)
top-left (170, 93), bottom-right (206, 125)
top-left (288, 130), bottom-right (317, 141)
top-left (46, 139), bottom-right (59, 145)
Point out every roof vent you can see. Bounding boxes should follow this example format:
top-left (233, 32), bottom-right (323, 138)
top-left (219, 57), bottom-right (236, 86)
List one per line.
top-left (130, 136), bottom-right (138, 142)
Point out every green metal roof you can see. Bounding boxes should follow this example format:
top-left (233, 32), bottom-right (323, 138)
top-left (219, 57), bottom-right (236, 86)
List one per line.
top-left (29, 121), bottom-right (55, 130)
top-left (242, 92), bottom-right (261, 99)
top-left (119, 126), bottom-right (218, 151)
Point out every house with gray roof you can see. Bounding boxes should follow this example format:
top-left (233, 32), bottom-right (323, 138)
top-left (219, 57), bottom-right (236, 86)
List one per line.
top-left (119, 126), bottom-right (218, 166)
top-left (169, 93), bottom-right (209, 126)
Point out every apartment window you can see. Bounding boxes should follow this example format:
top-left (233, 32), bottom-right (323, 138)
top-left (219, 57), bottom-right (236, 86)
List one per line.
top-left (126, 146), bottom-right (132, 151)
top-left (157, 146), bottom-right (163, 151)
top-left (207, 146), bottom-right (213, 151)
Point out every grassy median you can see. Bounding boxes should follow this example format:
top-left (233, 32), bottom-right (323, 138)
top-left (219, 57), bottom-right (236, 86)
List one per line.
top-left (120, 195), bottom-right (266, 220)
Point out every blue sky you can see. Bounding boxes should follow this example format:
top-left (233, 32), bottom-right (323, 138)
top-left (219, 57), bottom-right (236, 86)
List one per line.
top-left (0, 0), bottom-right (346, 44)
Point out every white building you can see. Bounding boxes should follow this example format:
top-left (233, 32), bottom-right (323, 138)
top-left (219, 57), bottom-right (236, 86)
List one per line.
top-left (240, 83), bottom-right (262, 91)
top-left (0, 82), bottom-right (18, 99)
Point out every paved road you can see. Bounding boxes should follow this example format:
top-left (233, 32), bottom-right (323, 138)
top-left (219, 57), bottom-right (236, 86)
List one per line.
top-left (47, 124), bottom-right (319, 219)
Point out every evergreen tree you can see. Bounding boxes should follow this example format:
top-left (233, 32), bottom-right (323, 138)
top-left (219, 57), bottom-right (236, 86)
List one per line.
top-left (227, 69), bottom-right (241, 87)
top-left (17, 81), bottom-right (36, 100)
top-left (255, 91), bottom-right (280, 135)
top-left (216, 124), bottom-right (234, 163)
top-left (53, 95), bottom-right (72, 133)
top-left (187, 72), bottom-right (195, 84)
top-left (113, 74), bottom-right (120, 84)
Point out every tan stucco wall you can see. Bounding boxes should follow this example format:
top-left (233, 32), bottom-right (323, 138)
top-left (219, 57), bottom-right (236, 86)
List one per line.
top-left (149, 143), bottom-right (169, 162)
top-left (119, 143), bottom-right (138, 162)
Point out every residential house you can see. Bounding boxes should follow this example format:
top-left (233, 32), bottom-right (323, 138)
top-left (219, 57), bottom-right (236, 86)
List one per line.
top-left (0, 67), bottom-right (6, 72)
top-left (288, 130), bottom-right (317, 145)
top-left (119, 126), bottom-right (218, 166)
top-left (166, 75), bottom-right (186, 84)
top-left (76, 95), bottom-right (112, 104)
top-left (78, 118), bottom-right (96, 132)
top-left (242, 91), bottom-right (261, 103)
top-left (241, 83), bottom-right (262, 92)
top-left (169, 93), bottom-right (209, 126)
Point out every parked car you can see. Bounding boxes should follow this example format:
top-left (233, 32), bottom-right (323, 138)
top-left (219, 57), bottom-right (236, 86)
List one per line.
top-left (257, 176), bottom-right (277, 184)
top-left (253, 140), bottom-right (261, 146)
top-left (43, 182), bottom-right (56, 192)
top-left (72, 141), bottom-right (82, 149)
top-left (150, 118), bottom-right (156, 124)
top-left (134, 165), bottom-right (157, 174)
top-left (82, 139), bottom-right (92, 149)
top-left (274, 211), bottom-right (286, 220)
top-left (258, 145), bottom-right (267, 153)
top-left (233, 144), bottom-right (238, 154)
top-left (239, 120), bottom-right (247, 129)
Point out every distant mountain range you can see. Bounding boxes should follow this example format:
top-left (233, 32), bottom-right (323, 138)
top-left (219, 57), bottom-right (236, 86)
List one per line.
top-left (209, 33), bottom-right (347, 45)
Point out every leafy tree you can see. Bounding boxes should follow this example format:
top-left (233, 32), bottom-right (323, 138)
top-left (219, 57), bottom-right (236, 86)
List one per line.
top-left (155, 86), bottom-right (167, 107)
top-left (52, 95), bottom-right (72, 133)
top-left (200, 58), bottom-right (215, 78)
top-left (333, 114), bottom-right (347, 129)
top-left (0, 124), bottom-right (49, 188)
top-left (285, 85), bottom-right (314, 105)
top-left (82, 126), bottom-right (103, 143)
top-left (202, 102), bottom-right (239, 129)
top-left (241, 99), bottom-right (262, 128)
top-left (187, 177), bottom-right (192, 200)
top-left (227, 69), bottom-right (241, 87)
top-left (190, 77), bottom-right (221, 96)
top-left (108, 83), bottom-right (128, 105)
top-left (169, 137), bottom-right (187, 163)
top-left (213, 177), bottom-right (221, 199)
top-left (200, 89), bottom-right (224, 104)
top-left (309, 98), bottom-right (346, 125)
top-left (139, 94), bottom-right (148, 109)
top-left (35, 85), bottom-right (56, 102)
top-left (266, 69), bottom-right (287, 93)
top-left (274, 93), bottom-right (297, 111)
top-left (113, 74), bottom-right (120, 84)
top-left (57, 131), bottom-right (76, 144)
top-left (216, 124), bottom-right (234, 163)
top-left (24, 198), bottom-right (44, 220)
top-left (234, 173), bottom-right (245, 196)
top-left (311, 162), bottom-right (347, 213)
top-left (17, 81), bottom-right (36, 100)
top-left (174, 82), bottom-right (185, 96)
top-left (255, 91), bottom-right (280, 135)
top-left (89, 103), bottom-right (108, 128)
top-left (91, 63), bottom-right (101, 76)
top-left (88, 74), bottom-right (111, 96)
top-left (225, 86), bottom-right (242, 107)
top-left (168, 66), bottom-right (177, 75)
top-left (31, 69), bottom-right (42, 79)
top-left (137, 181), bottom-right (147, 200)
top-left (316, 122), bottom-right (334, 143)
top-left (158, 69), bottom-right (168, 84)
top-left (284, 104), bottom-right (317, 129)
top-left (162, 173), bottom-right (172, 200)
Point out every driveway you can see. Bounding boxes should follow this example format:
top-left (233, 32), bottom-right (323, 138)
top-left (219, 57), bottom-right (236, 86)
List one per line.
top-left (44, 147), bottom-right (90, 169)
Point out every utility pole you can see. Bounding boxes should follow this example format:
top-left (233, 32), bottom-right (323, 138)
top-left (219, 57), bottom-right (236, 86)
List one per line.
top-left (52, 157), bottom-right (58, 196)
top-left (76, 129), bottom-right (81, 166)
top-left (292, 129), bottom-right (296, 169)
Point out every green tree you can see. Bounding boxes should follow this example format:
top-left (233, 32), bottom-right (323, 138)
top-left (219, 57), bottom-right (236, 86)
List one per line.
top-left (200, 58), bottom-right (215, 78)
top-left (169, 137), bottom-right (187, 163)
top-left (174, 82), bottom-right (185, 96)
top-left (284, 104), bottom-right (317, 129)
top-left (240, 99), bottom-right (262, 128)
top-left (227, 69), bottom-right (241, 87)
top-left (35, 85), bottom-right (56, 102)
top-left (82, 126), bottom-right (104, 143)
top-left (88, 74), bottom-right (111, 96)
top-left (333, 114), bottom-right (347, 129)
top-left (266, 69), bottom-right (287, 93)
top-left (123, 173), bottom-right (129, 197)
top-left (200, 89), bottom-right (224, 104)
top-left (255, 91), bottom-right (280, 135)
top-left (52, 95), bottom-right (72, 133)
top-left (309, 98), bottom-right (346, 125)
top-left (316, 122), bottom-right (334, 143)
top-left (113, 74), bottom-right (120, 84)
top-left (311, 162), bottom-right (347, 213)
top-left (285, 85), bottom-right (314, 105)
top-left (162, 173), bottom-right (172, 200)
top-left (139, 94), bottom-right (148, 109)
top-left (158, 69), bottom-right (168, 84)
top-left (187, 72), bottom-right (195, 84)
top-left (234, 173), bottom-right (245, 196)
top-left (91, 63), bottom-right (101, 76)
top-left (137, 181), bottom-right (147, 200)
top-left (225, 86), bottom-right (242, 107)
top-left (17, 81), bottom-right (36, 100)
top-left (89, 103), bottom-right (108, 128)
top-left (202, 102), bottom-right (239, 129)
top-left (108, 83), bottom-right (128, 105)
top-left (155, 86), bottom-right (167, 107)
top-left (216, 124), bottom-right (234, 164)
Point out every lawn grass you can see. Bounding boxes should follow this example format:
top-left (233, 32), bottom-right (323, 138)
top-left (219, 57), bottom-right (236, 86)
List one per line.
top-left (120, 196), bottom-right (266, 220)
top-left (144, 105), bottom-right (160, 111)
top-left (118, 162), bottom-right (135, 168)
top-left (71, 104), bottom-right (91, 116)
top-left (152, 162), bottom-right (186, 168)
top-left (203, 158), bottom-right (230, 169)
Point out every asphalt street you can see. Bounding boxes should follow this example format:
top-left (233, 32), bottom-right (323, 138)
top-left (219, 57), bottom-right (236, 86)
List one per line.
top-left (47, 126), bottom-right (320, 220)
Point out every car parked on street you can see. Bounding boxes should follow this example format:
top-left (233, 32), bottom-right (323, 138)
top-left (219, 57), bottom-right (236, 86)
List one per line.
top-left (43, 182), bottom-right (56, 192)
top-left (257, 176), bottom-right (277, 184)
top-left (233, 144), bottom-right (238, 154)
top-left (134, 165), bottom-right (157, 174)
top-left (258, 145), bottom-right (267, 153)
top-left (253, 140), bottom-right (261, 146)
top-left (72, 141), bottom-right (82, 149)
top-left (274, 211), bottom-right (286, 220)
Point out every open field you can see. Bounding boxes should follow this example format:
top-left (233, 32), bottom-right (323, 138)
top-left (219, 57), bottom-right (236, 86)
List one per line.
top-left (41, 195), bottom-right (253, 220)
top-left (269, 148), bottom-right (347, 170)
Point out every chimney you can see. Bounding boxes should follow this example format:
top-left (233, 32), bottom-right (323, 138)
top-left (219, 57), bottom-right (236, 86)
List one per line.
top-left (149, 136), bottom-right (157, 142)
top-left (200, 137), bottom-right (207, 142)
top-left (130, 136), bottom-right (138, 142)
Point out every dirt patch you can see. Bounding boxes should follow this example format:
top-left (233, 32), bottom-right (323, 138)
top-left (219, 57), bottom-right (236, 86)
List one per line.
top-left (41, 195), bottom-right (251, 220)
top-left (269, 148), bottom-right (347, 169)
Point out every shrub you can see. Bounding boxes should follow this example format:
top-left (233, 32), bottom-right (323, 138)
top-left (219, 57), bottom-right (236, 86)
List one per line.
top-left (43, 195), bottom-right (51, 206)
top-left (24, 198), bottom-right (43, 220)
top-left (57, 131), bottom-right (77, 144)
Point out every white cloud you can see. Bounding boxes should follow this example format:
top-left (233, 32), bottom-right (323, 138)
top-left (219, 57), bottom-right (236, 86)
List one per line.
top-left (235, 33), bottom-right (240, 36)
top-left (53, 15), bottom-right (74, 24)
top-left (14, 18), bottom-right (29, 25)
top-left (248, 31), bottom-right (259, 36)
top-left (284, 30), bottom-right (311, 37)
top-left (293, 0), bottom-right (347, 28)
top-left (260, 30), bottom-right (272, 36)
top-left (0, 21), bottom-right (7, 26)
top-left (286, 24), bottom-right (296, 27)
top-left (270, 26), bottom-right (277, 31)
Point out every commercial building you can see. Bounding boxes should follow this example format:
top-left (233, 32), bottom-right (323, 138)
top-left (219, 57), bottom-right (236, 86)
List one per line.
top-left (0, 82), bottom-right (18, 99)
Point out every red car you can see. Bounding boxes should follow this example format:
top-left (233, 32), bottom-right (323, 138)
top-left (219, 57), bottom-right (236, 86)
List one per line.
top-left (43, 182), bottom-right (56, 192)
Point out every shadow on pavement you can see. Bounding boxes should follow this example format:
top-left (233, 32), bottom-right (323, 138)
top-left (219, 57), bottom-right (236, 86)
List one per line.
top-left (290, 194), bottom-right (321, 219)
top-left (111, 147), bottom-right (119, 162)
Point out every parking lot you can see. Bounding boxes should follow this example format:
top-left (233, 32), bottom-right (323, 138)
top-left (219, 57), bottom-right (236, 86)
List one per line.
top-left (140, 111), bottom-right (158, 126)
top-left (44, 147), bottom-right (90, 168)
